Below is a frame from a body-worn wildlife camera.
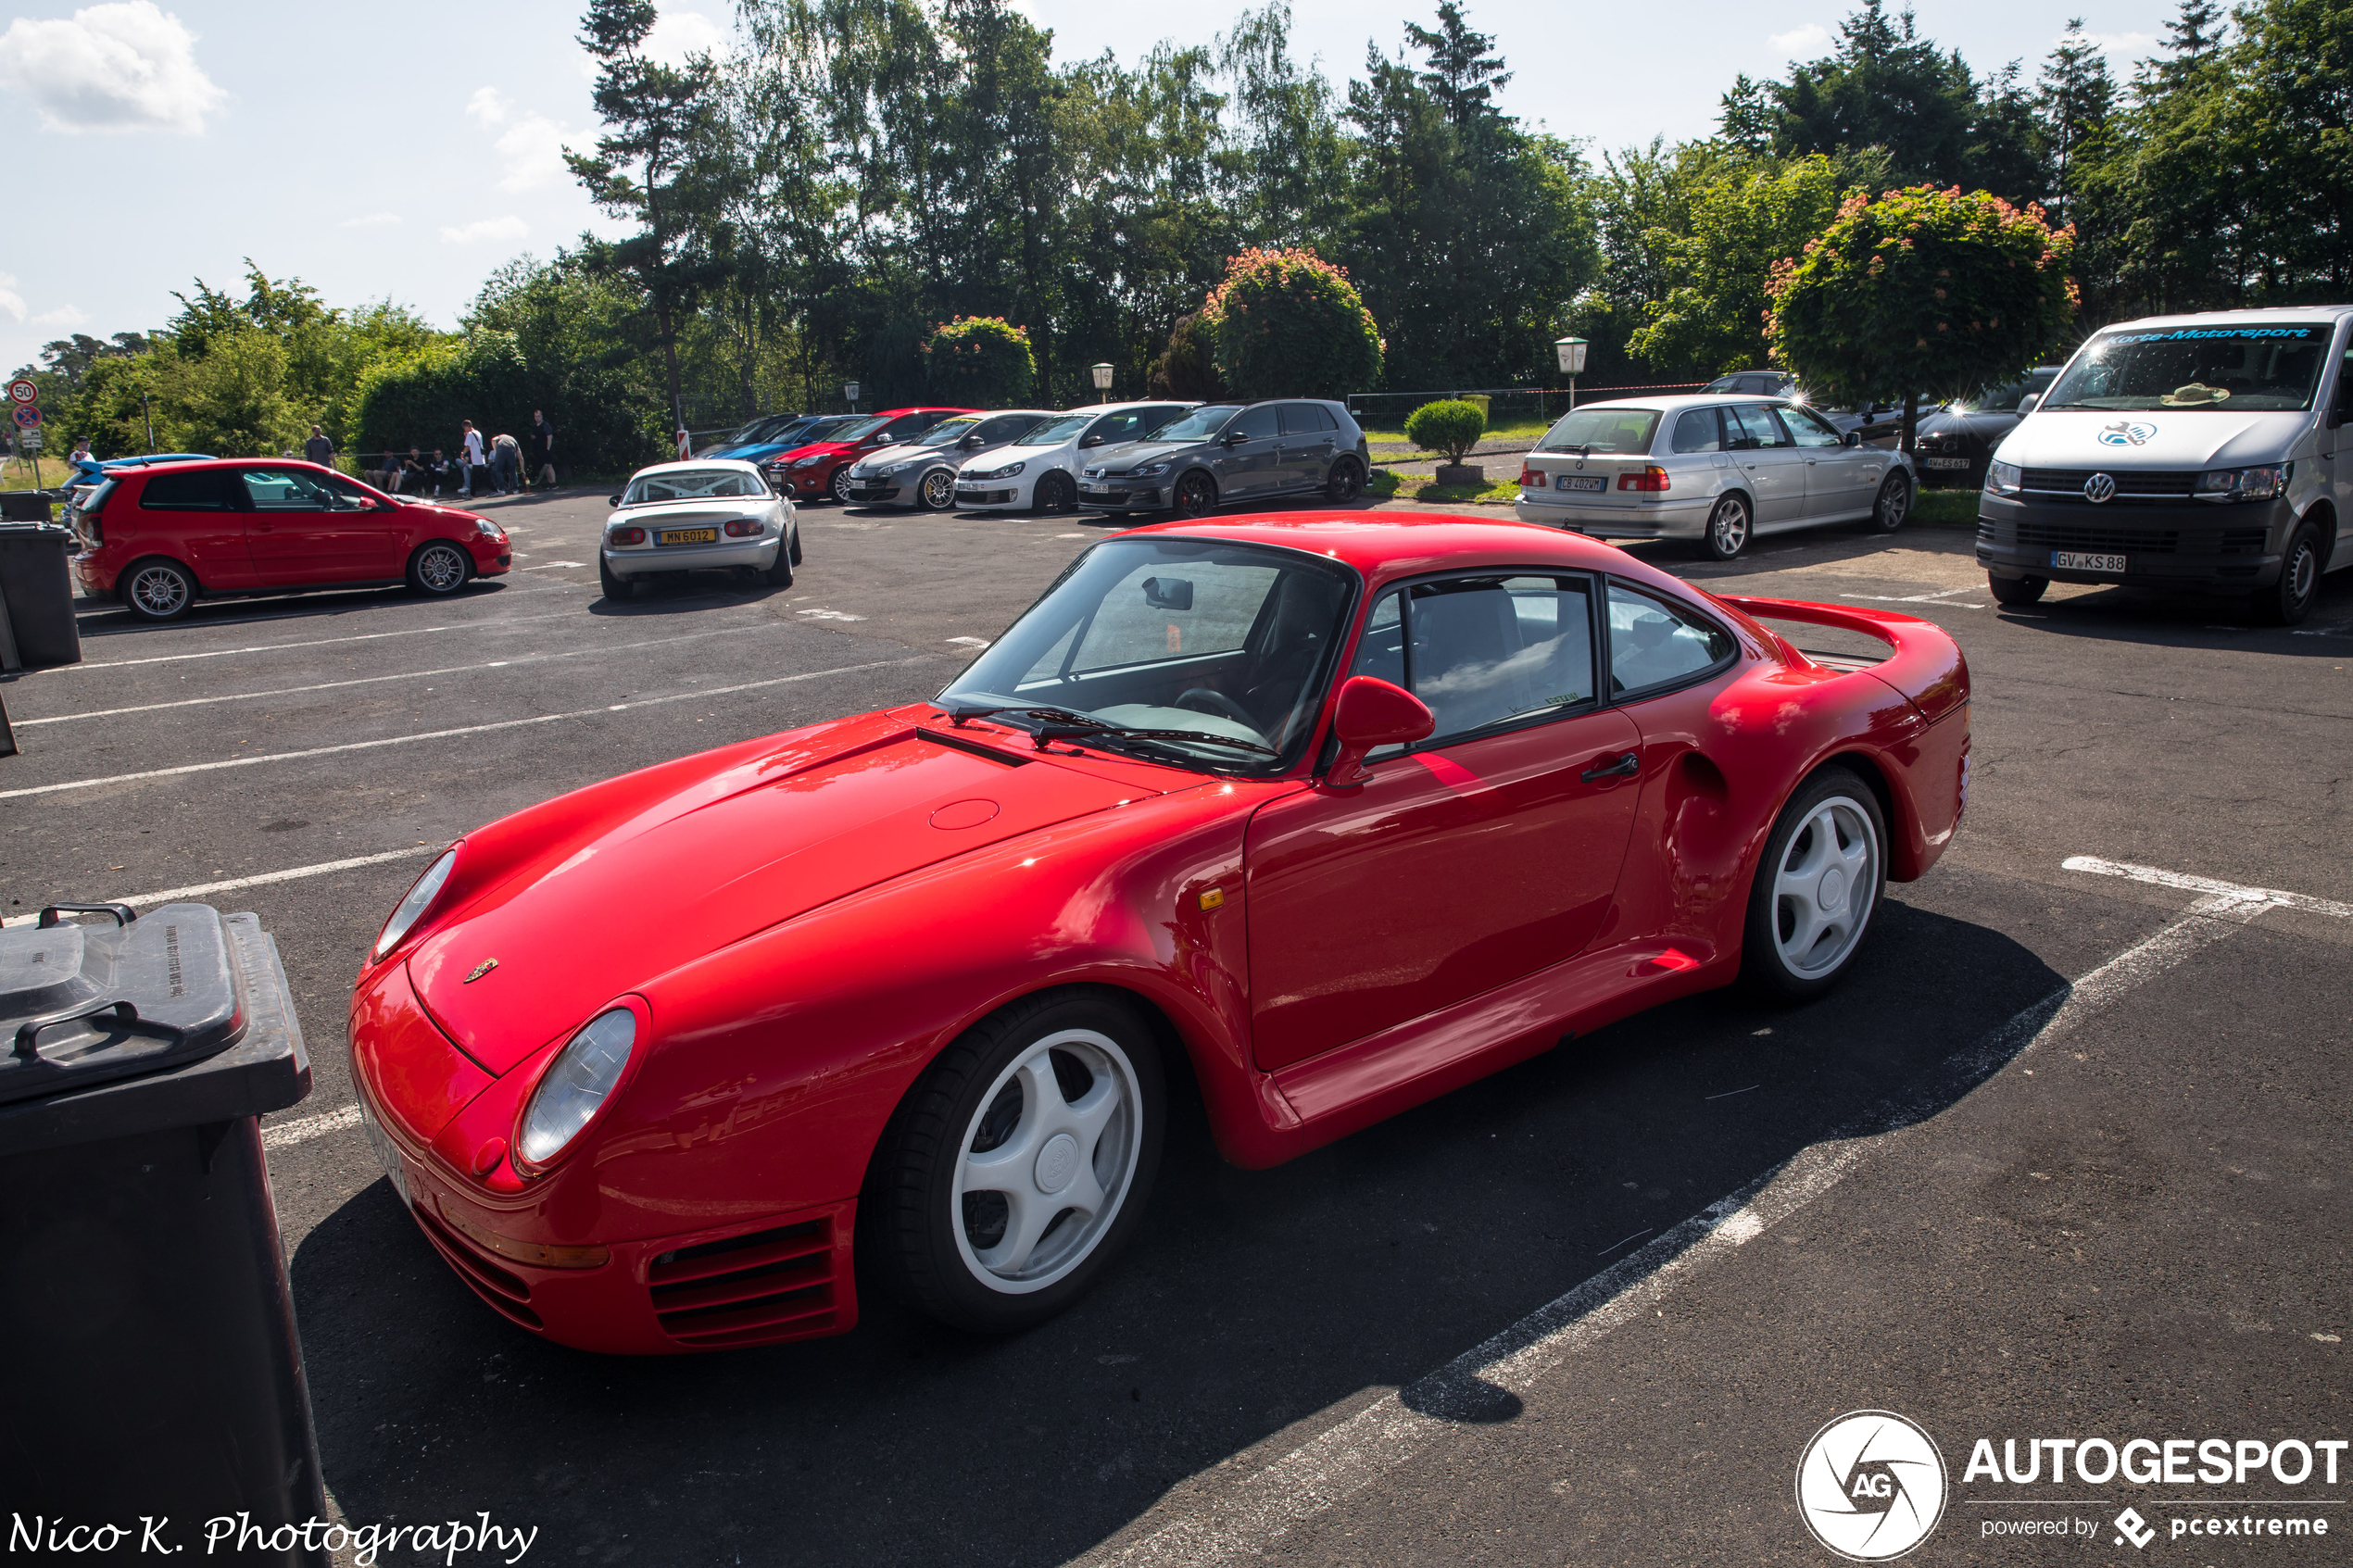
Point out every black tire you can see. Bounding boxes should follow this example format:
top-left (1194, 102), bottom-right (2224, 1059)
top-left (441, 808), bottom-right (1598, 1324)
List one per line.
top-left (760, 545), bottom-right (794, 587)
top-left (406, 540), bottom-right (472, 596)
top-left (829, 465), bottom-right (853, 505)
top-left (1987, 572), bottom-right (2046, 606)
top-left (120, 557), bottom-right (197, 621)
top-left (2251, 522), bottom-right (2323, 626)
top-left (1697, 494), bottom-right (1752, 560)
top-left (1172, 470), bottom-right (1218, 518)
top-left (1869, 470), bottom-right (1913, 533)
top-left (1033, 471), bottom-right (1076, 514)
top-left (865, 988), bottom-right (1164, 1334)
top-left (788, 522), bottom-right (804, 566)
top-left (598, 554), bottom-right (634, 602)
top-left (1740, 766), bottom-right (1889, 1003)
top-left (1326, 458), bottom-right (1365, 504)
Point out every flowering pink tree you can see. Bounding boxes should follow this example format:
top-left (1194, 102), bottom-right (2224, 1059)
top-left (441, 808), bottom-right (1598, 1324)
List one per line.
top-left (1766, 185), bottom-right (2077, 451)
top-left (923, 317), bottom-right (1036, 406)
top-left (1202, 247), bottom-right (1384, 400)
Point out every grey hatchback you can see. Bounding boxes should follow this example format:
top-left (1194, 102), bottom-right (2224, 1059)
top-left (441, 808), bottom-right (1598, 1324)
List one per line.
top-left (1076, 399), bottom-right (1372, 517)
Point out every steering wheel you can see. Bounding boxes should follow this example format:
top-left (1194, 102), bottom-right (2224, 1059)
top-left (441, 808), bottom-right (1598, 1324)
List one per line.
top-left (1176, 688), bottom-right (1263, 733)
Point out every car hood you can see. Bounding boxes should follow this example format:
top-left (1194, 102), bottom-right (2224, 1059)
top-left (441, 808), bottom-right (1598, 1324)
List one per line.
top-left (1994, 408), bottom-right (2312, 470)
top-left (1085, 438), bottom-right (1199, 472)
top-left (408, 722), bottom-right (1150, 1074)
top-left (396, 498), bottom-right (491, 525)
top-left (856, 440), bottom-right (961, 472)
top-left (771, 441), bottom-right (855, 464)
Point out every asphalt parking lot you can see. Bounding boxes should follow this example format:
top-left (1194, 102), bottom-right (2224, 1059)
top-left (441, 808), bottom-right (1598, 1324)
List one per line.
top-left (3, 487), bottom-right (2347, 1566)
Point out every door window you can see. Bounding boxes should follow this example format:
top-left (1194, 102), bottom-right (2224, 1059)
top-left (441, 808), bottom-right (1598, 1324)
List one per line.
top-left (1606, 582), bottom-right (1736, 696)
top-left (1229, 407), bottom-right (1279, 441)
top-left (2334, 348), bottom-right (2353, 420)
top-left (240, 470), bottom-right (337, 510)
top-left (1350, 576), bottom-right (1597, 745)
top-left (1779, 405), bottom-right (1844, 446)
top-left (974, 414), bottom-right (1046, 444)
top-left (1670, 408), bottom-right (1726, 453)
top-left (1726, 404), bottom-right (1793, 449)
top-left (139, 470), bottom-right (232, 510)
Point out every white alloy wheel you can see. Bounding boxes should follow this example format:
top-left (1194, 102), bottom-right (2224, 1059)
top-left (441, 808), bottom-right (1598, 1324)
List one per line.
top-left (951, 1028), bottom-right (1143, 1294)
top-left (1769, 795), bottom-right (1880, 979)
top-left (410, 541), bottom-right (470, 595)
top-left (1702, 494), bottom-right (1751, 559)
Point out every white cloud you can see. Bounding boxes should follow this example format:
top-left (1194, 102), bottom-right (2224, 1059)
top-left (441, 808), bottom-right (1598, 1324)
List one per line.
top-left (643, 9), bottom-right (724, 68)
top-left (2082, 30), bottom-right (2159, 57)
top-left (1768, 23), bottom-right (1830, 56)
top-left (0, 1), bottom-right (226, 134)
top-left (440, 216), bottom-right (528, 245)
top-left (0, 273), bottom-right (23, 323)
top-left (341, 211), bottom-right (401, 229)
top-left (465, 84), bottom-right (574, 192)
top-left (31, 305), bottom-right (89, 327)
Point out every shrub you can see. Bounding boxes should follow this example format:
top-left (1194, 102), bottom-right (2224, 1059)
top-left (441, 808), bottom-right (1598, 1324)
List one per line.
top-left (1403, 398), bottom-right (1488, 465)
top-left (1148, 311), bottom-right (1226, 401)
top-left (923, 317), bottom-right (1036, 406)
top-left (1201, 247), bottom-right (1383, 401)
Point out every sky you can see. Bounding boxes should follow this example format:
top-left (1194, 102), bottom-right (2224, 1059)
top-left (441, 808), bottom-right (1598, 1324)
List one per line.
top-left (0, 0), bottom-right (2183, 378)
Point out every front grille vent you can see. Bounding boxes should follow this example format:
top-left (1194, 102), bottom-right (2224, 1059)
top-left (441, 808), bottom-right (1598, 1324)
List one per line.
top-left (648, 1216), bottom-right (839, 1348)
top-left (413, 1203), bottom-right (545, 1329)
top-left (2217, 528), bottom-right (2270, 556)
top-left (2020, 469), bottom-right (2197, 501)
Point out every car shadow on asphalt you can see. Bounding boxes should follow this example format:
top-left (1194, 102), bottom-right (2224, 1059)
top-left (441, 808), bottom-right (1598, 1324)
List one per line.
top-left (291, 892), bottom-right (2063, 1567)
top-left (584, 576), bottom-right (797, 616)
top-left (70, 581), bottom-right (514, 639)
top-left (1984, 573), bottom-right (2353, 653)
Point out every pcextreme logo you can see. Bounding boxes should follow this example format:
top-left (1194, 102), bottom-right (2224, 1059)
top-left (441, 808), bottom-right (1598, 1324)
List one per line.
top-left (1797, 1411), bottom-right (1951, 1562)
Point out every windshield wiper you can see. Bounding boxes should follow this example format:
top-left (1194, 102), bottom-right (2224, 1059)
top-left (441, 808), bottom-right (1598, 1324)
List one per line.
top-left (945, 704), bottom-right (1277, 757)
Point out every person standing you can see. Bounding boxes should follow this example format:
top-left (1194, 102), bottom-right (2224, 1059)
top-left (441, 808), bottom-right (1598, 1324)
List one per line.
top-left (528, 409), bottom-right (556, 490)
top-left (459, 420), bottom-right (486, 498)
top-left (305, 424), bottom-right (335, 468)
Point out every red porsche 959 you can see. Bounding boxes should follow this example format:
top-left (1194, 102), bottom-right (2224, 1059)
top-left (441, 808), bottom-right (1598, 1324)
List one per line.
top-left (348, 513), bottom-right (1969, 1354)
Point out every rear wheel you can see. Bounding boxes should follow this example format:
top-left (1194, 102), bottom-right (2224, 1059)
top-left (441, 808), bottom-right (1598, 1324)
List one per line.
top-left (1741, 767), bottom-right (1887, 1002)
top-left (1697, 494), bottom-right (1751, 560)
top-left (1033, 471), bottom-right (1076, 514)
top-left (866, 989), bottom-right (1164, 1333)
top-left (2251, 522), bottom-right (2322, 626)
top-left (1173, 471), bottom-right (1218, 518)
top-left (120, 558), bottom-right (196, 621)
top-left (598, 554), bottom-right (634, 602)
top-left (760, 544), bottom-right (794, 587)
top-left (1987, 572), bottom-right (2046, 606)
top-left (1869, 470), bottom-right (1913, 533)
top-left (1326, 458), bottom-right (1365, 504)
top-left (406, 540), bottom-right (471, 596)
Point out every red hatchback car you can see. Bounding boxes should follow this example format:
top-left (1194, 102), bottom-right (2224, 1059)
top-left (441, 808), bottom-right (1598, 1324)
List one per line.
top-left (349, 513), bottom-right (1968, 1353)
top-left (762, 407), bottom-right (975, 505)
top-left (73, 459), bottom-right (511, 621)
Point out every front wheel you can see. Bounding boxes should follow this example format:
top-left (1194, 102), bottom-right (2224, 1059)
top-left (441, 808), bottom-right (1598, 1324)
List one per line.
top-left (1032, 470), bottom-right (1076, 514)
top-left (919, 469), bottom-right (957, 511)
top-left (406, 540), bottom-right (472, 596)
top-left (1869, 470), bottom-right (1912, 533)
top-left (2251, 522), bottom-right (2322, 626)
top-left (1172, 471), bottom-right (1218, 518)
top-left (865, 989), bottom-right (1164, 1334)
top-left (1987, 572), bottom-right (2046, 606)
top-left (120, 558), bottom-right (197, 621)
top-left (1697, 494), bottom-right (1751, 560)
top-left (1741, 767), bottom-right (1887, 1002)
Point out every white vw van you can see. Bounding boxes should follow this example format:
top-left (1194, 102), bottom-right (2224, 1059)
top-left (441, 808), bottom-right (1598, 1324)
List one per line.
top-left (1978, 307), bottom-right (2353, 623)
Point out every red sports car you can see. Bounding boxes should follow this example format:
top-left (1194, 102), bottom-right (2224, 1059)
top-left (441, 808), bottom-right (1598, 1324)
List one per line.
top-left (349, 514), bottom-right (1968, 1353)
top-left (762, 407), bottom-right (975, 505)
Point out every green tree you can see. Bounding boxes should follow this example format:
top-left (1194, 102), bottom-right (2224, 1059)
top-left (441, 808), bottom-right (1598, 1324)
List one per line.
top-left (177, 328), bottom-right (307, 457)
top-left (1403, 397), bottom-right (1486, 464)
top-left (922, 316), bottom-right (1038, 404)
top-left (1202, 245), bottom-right (1382, 398)
top-left (1766, 184), bottom-right (2077, 451)
top-left (1626, 154), bottom-right (1849, 377)
top-left (2037, 19), bottom-right (2116, 232)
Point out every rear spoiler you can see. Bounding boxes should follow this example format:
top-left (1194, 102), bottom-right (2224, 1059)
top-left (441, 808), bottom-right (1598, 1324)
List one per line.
top-left (1715, 595), bottom-right (1969, 724)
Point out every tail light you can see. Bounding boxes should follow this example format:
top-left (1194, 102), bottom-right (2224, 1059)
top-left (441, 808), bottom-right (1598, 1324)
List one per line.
top-left (610, 526), bottom-right (646, 545)
top-left (1518, 467), bottom-right (1542, 488)
top-left (1618, 466), bottom-right (1671, 492)
top-left (724, 520), bottom-right (762, 537)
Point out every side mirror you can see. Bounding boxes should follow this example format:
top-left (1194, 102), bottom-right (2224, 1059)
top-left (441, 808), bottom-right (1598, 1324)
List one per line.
top-left (1325, 676), bottom-right (1436, 789)
top-left (608, 494), bottom-right (623, 507)
top-left (961, 435), bottom-right (984, 449)
top-left (2016, 394), bottom-right (2041, 414)
top-left (1842, 430), bottom-right (1862, 447)
top-left (1141, 575), bottom-right (1193, 610)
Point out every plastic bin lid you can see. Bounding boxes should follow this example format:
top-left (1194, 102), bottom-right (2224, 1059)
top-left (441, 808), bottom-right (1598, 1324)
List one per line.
top-left (0, 903), bottom-right (247, 1108)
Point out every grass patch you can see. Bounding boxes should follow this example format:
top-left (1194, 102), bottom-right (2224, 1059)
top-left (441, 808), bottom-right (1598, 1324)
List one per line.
top-left (1365, 467), bottom-right (1519, 505)
top-left (1364, 416), bottom-right (1554, 447)
top-left (1912, 486), bottom-right (1980, 528)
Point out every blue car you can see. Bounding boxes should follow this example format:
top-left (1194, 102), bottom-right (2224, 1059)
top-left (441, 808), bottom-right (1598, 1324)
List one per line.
top-left (698, 415), bottom-right (808, 462)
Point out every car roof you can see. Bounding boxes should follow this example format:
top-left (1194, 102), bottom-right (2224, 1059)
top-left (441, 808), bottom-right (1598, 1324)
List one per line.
top-left (1058, 400), bottom-right (1196, 415)
top-left (2099, 305), bottom-right (2353, 330)
top-left (628, 458), bottom-right (768, 477)
top-left (1552, 395), bottom-right (1786, 414)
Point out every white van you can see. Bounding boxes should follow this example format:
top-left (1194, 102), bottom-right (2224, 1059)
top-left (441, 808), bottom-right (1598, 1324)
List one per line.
top-left (1978, 307), bottom-right (2352, 623)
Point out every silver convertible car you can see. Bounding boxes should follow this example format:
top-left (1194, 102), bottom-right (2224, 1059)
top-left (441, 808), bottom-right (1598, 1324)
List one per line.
top-left (600, 459), bottom-right (799, 600)
top-left (1514, 396), bottom-right (1919, 559)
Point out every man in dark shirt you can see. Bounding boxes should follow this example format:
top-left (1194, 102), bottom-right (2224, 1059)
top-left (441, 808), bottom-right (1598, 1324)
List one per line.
top-left (305, 425), bottom-right (334, 467)
top-left (528, 410), bottom-right (556, 490)
top-left (426, 449), bottom-right (450, 496)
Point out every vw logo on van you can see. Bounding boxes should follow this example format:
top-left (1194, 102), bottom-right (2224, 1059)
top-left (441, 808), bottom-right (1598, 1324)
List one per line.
top-left (2083, 472), bottom-right (2118, 504)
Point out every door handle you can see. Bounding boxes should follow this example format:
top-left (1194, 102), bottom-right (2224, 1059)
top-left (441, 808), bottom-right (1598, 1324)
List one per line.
top-left (1580, 751), bottom-right (1640, 783)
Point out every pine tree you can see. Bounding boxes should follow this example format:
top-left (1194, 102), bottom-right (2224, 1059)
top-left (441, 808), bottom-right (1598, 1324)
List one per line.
top-left (2037, 19), bottom-right (2115, 228)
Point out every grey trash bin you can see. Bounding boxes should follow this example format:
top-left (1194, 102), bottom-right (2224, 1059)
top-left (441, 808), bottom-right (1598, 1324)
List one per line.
top-left (0, 489), bottom-right (55, 522)
top-left (0, 903), bottom-right (325, 1566)
top-left (0, 521), bottom-right (82, 667)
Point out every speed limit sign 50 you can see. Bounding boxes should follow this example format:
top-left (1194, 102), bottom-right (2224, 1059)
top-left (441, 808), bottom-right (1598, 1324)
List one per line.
top-left (6, 378), bottom-right (37, 406)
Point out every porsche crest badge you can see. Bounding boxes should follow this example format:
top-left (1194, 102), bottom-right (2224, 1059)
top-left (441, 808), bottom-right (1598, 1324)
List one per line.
top-left (463, 958), bottom-right (500, 984)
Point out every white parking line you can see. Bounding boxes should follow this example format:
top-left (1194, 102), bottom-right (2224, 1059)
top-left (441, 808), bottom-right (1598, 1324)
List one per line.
top-left (520, 561), bottom-right (587, 571)
top-left (1840, 586), bottom-right (1984, 607)
top-left (14, 623), bottom-right (778, 726)
top-left (0, 655), bottom-right (940, 801)
top-left (1, 845), bottom-right (442, 927)
top-left (63, 611), bottom-right (585, 671)
top-left (1077, 867), bottom-right (2311, 1568)
top-left (262, 1104), bottom-right (361, 1148)
top-left (2061, 854), bottom-right (2353, 919)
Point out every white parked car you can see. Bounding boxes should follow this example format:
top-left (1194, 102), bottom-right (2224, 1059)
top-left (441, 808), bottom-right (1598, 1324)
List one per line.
top-left (844, 410), bottom-right (1055, 510)
top-left (599, 459), bottom-right (798, 601)
top-left (1514, 395), bottom-right (1919, 559)
top-left (954, 401), bottom-right (1196, 513)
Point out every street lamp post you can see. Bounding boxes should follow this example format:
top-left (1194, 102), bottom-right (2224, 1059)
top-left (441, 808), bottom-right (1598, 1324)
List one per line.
top-left (1554, 337), bottom-right (1589, 411)
top-left (1089, 363), bottom-right (1114, 404)
top-left (843, 381), bottom-right (861, 415)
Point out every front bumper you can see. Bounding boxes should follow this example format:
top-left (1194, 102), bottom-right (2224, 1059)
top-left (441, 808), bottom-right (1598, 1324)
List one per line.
top-left (1077, 481), bottom-right (1164, 510)
top-left (955, 484), bottom-right (1024, 508)
top-left (1976, 493), bottom-right (2294, 589)
top-left (603, 534), bottom-right (781, 578)
top-left (843, 481), bottom-right (904, 505)
top-left (773, 468), bottom-right (837, 499)
top-left (1512, 495), bottom-right (1713, 537)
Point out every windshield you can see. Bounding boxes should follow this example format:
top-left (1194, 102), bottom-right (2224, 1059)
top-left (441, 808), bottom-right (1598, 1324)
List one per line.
top-left (938, 537), bottom-right (1357, 774)
top-left (2045, 324), bottom-right (2335, 413)
top-left (910, 417), bottom-right (981, 449)
top-left (829, 415), bottom-right (889, 442)
top-left (1536, 408), bottom-right (1662, 454)
top-left (1016, 414), bottom-right (1094, 446)
top-left (1145, 405), bottom-right (1242, 443)
top-left (623, 468), bottom-right (769, 505)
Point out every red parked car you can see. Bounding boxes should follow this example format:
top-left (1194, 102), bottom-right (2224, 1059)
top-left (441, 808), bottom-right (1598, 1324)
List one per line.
top-left (72, 459), bottom-right (511, 621)
top-left (349, 513), bottom-right (1969, 1353)
top-left (762, 407), bottom-right (975, 504)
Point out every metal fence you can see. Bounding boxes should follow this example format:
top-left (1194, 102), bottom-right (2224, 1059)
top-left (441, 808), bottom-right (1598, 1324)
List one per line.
top-left (1345, 383), bottom-right (1708, 432)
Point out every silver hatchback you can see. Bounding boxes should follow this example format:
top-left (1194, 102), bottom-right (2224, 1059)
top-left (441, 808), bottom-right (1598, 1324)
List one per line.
top-left (1514, 395), bottom-right (1919, 559)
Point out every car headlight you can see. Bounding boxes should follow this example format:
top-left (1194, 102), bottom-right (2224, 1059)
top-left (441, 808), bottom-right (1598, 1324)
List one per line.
top-left (792, 455), bottom-right (823, 468)
top-left (474, 519), bottom-right (502, 538)
top-left (971, 460), bottom-right (1026, 481)
top-left (1132, 460), bottom-right (1172, 478)
top-left (2195, 464), bottom-right (2286, 502)
top-left (1985, 459), bottom-right (2023, 496)
top-left (517, 1008), bottom-right (637, 1167)
top-left (374, 847), bottom-right (458, 960)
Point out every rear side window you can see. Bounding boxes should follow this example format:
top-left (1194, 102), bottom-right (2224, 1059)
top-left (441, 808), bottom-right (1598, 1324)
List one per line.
top-left (1279, 403), bottom-right (1336, 434)
top-left (1670, 408), bottom-right (1724, 453)
top-left (139, 470), bottom-right (230, 510)
top-left (1606, 583), bottom-right (1736, 696)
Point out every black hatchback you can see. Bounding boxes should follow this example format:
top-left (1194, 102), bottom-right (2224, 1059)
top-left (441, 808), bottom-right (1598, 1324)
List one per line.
top-left (1076, 400), bottom-right (1373, 517)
